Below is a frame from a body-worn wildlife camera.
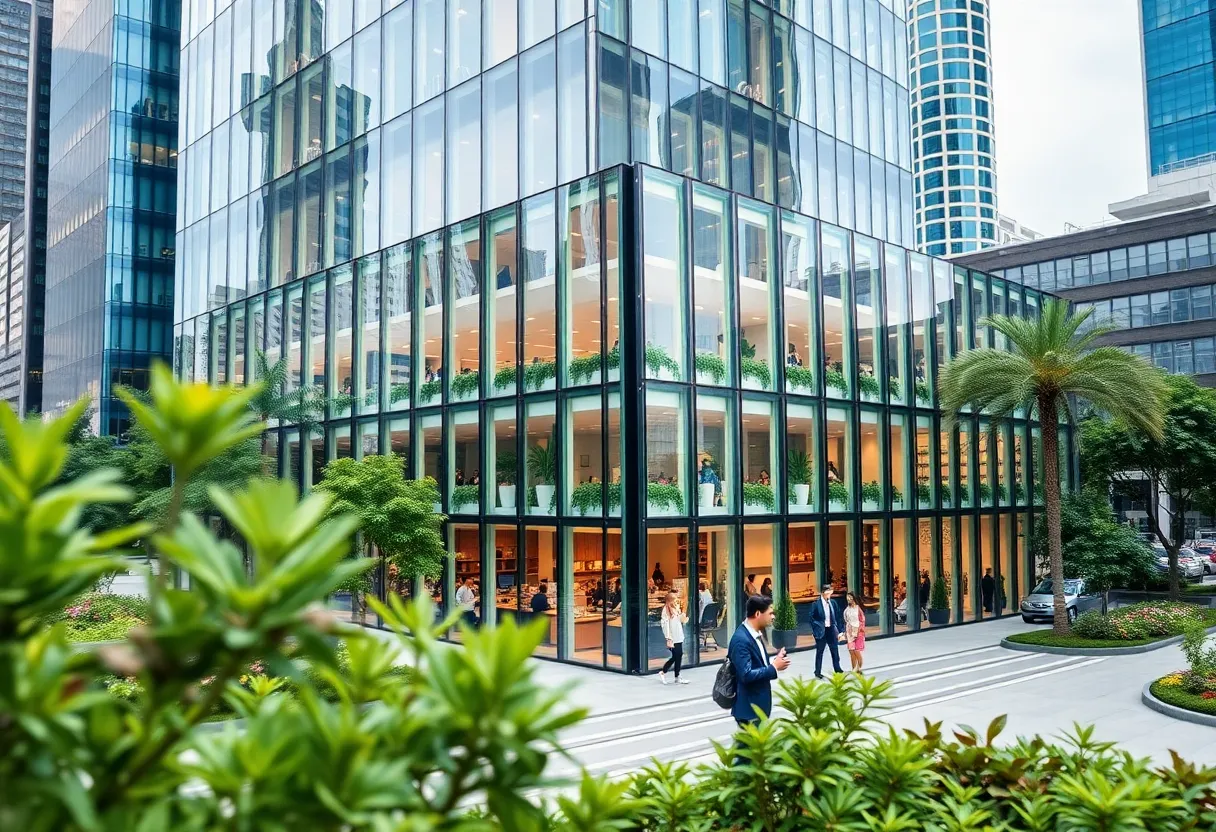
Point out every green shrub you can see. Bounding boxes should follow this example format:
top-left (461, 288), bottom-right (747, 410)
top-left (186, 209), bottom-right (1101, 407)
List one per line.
top-left (524, 359), bottom-right (557, 391)
top-left (917, 480), bottom-right (931, 503)
top-left (915, 379), bottom-right (932, 403)
top-left (418, 379), bottom-right (441, 403)
top-left (694, 351), bottom-right (726, 384)
top-left (450, 370), bottom-right (479, 399)
top-left (1182, 621), bottom-right (1216, 676)
top-left (568, 352), bottom-right (602, 385)
top-left (857, 373), bottom-right (881, 398)
top-left (930, 577), bottom-right (949, 611)
top-left (450, 484), bottom-right (479, 510)
top-left (860, 480), bottom-right (882, 504)
top-left (888, 376), bottom-right (901, 398)
top-left (647, 482), bottom-right (684, 513)
top-left (645, 342), bottom-right (681, 379)
top-left (827, 480), bottom-right (849, 505)
top-left (570, 481), bottom-right (605, 515)
top-left (740, 356), bottom-right (771, 389)
top-left (825, 367), bottom-right (848, 394)
top-left (741, 482), bottom-right (775, 511)
top-left (1064, 602), bottom-right (1209, 641)
top-left (978, 480), bottom-right (994, 502)
top-left (389, 382), bottom-right (410, 403)
top-left (493, 364), bottom-right (517, 390)
top-left (785, 364), bottom-right (814, 391)
top-left (773, 593), bottom-right (797, 631)
top-left (1072, 609), bottom-right (1115, 639)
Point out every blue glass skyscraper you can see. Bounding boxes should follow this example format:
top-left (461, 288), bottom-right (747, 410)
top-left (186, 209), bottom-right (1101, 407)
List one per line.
top-left (1142, 0), bottom-right (1216, 177)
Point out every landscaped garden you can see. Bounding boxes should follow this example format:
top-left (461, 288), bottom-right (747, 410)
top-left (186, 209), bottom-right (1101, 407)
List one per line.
top-left (1007, 601), bottom-right (1216, 649)
top-left (1149, 622), bottom-right (1216, 717)
top-left (46, 592), bottom-right (149, 643)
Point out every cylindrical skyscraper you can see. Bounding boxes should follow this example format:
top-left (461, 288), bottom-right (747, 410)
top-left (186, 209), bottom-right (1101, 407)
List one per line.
top-left (907, 0), bottom-right (998, 256)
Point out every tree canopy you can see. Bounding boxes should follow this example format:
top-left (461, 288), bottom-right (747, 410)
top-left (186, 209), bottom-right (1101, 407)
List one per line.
top-left (313, 454), bottom-right (446, 580)
top-left (1081, 373), bottom-right (1216, 597)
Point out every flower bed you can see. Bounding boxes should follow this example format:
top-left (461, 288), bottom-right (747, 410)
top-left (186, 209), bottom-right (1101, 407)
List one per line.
top-left (1151, 673), bottom-right (1216, 716)
top-left (46, 593), bottom-right (150, 643)
top-left (1007, 602), bottom-right (1216, 649)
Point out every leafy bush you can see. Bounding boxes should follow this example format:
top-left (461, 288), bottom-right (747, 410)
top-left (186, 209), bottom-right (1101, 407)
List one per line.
top-left (627, 675), bottom-right (1216, 831)
top-left (857, 373), bottom-right (881, 398)
top-left (915, 379), bottom-right (932, 403)
top-left (741, 482), bottom-right (775, 511)
top-left (418, 378), bottom-right (441, 403)
top-left (827, 480), bottom-right (849, 505)
top-left (786, 449), bottom-right (811, 485)
top-left (888, 376), bottom-right (902, 398)
top-left (773, 593), bottom-right (797, 631)
top-left (978, 480), bottom-right (994, 502)
top-left (1070, 602), bottom-right (1209, 641)
top-left (740, 356), bottom-right (771, 389)
top-left (917, 479), bottom-right (932, 503)
top-left (930, 577), bottom-right (950, 611)
top-left (526, 439), bottom-right (557, 484)
top-left (389, 382), bottom-right (410, 403)
top-left (647, 482), bottom-right (685, 513)
top-left (450, 484), bottom-right (479, 510)
top-left (694, 351), bottom-right (726, 384)
top-left (645, 342), bottom-right (681, 379)
top-left (861, 480), bottom-right (882, 504)
top-left (1182, 621), bottom-right (1216, 676)
top-left (524, 358), bottom-right (557, 391)
top-left (492, 363), bottom-right (517, 390)
top-left (568, 352), bottom-right (602, 385)
top-left (785, 364), bottom-right (814, 391)
top-left (1032, 488), bottom-right (1157, 596)
top-left (570, 481), bottom-right (621, 515)
top-left (1072, 610), bottom-right (1116, 639)
top-left (825, 367), bottom-right (848, 394)
top-left (890, 484), bottom-right (904, 504)
top-left (450, 369), bottom-right (479, 399)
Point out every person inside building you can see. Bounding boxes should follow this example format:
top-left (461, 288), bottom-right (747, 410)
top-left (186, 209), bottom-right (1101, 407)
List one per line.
top-left (531, 580), bottom-right (552, 613)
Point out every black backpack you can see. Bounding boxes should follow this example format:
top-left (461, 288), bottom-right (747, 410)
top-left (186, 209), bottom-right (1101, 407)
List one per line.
top-left (712, 656), bottom-right (736, 709)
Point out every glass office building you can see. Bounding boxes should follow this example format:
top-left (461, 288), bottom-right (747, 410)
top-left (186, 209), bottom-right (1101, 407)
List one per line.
top-left (906, 0), bottom-right (998, 256)
top-left (43, 0), bottom-right (180, 434)
top-left (176, 0), bottom-right (1065, 673)
top-left (1142, 0), bottom-right (1216, 176)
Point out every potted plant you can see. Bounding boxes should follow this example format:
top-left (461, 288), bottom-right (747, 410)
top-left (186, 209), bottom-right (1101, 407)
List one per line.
top-left (697, 454), bottom-right (721, 510)
top-left (1014, 480), bottom-right (1026, 504)
top-left (451, 370), bottom-right (479, 400)
top-left (786, 364), bottom-right (814, 392)
top-left (645, 342), bottom-right (682, 381)
top-left (825, 367), bottom-right (848, 396)
top-left (888, 376), bottom-right (902, 399)
top-left (861, 480), bottom-right (882, 511)
top-left (647, 482), bottom-right (685, 516)
top-left (977, 480), bottom-right (993, 503)
top-left (570, 481), bottom-right (604, 515)
top-left (493, 364), bottom-right (517, 392)
top-left (996, 482), bottom-right (1009, 504)
top-left (928, 576), bottom-right (950, 625)
top-left (524, 358), bottom-right (557, 391)
top-left (496, 451), bottom-right (517, 509)
top-left (917, 479), bottom-right (932, 505)
top-left (527, 440), bottom-right (557, 514)
top-left (451, 483), bottom-right (479, 512)
top-left (418, 378), bottom-right (441, 404)
top-left (828, 480), bottom-right (849, 507)
top-left (890, 484), bottom-right (904, 506)
top-left (695, 351), bottom-right (726, 385)
top-left (741, 357), bottom-right (771, 390)
top-left (858, 373), bottom-right (881, 400)
top-left (742, 482), bottom-right (775, 513)
top-left (568, 352), bottom-right (602, 385)
top-left (916, 380), bottom-right (932, 404)
top-left (770, 592), bottom-right (798, 650)
top-left (787, 449), bottom-right (812, 506)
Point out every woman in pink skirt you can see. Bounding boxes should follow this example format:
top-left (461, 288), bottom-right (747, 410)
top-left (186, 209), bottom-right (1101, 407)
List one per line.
top-left (844, 592), bottom-right (866, 674)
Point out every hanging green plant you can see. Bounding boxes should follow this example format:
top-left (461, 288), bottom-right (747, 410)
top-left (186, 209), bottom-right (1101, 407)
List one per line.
top-left (418, 379), bottom-right (441, 403)
top-left (524, 359), bottom-right (557, 391)
top-left (786, 365), bottom-right (814, 391)
top-left (888, 376), bottom-right (902, 399)
top-left (645, 342), bottom-right (682, 379)
top-left (607, 482), bottom-right (622, 512)
top-left (1014, 481), bottom-right (1026, 503)
top-left (570, 481), bottom-right (605, 515)
top-left (450, 370), bottom-right (480, 399)
top-left (607, 342), bottom-right (621, 371)
top-left (957, 484), bottom-right (972, 506)
top-left (451, 484), bottom-right (479, 511)
top-left (646, 482), bottom-right (685, 513)
top-left (568, 352), bottom-right (603, 385)
top-left (861, 480), bottom-right (883, 504)
top-left (917, 480), bottom-right (932, 503)
top-left (695, 351), bottom-right (727, 384)
top-left (828, 480), bottom-right (849, 505)
top-left (742, 482), bottom-right (776, 511)
top-left (891, 484), bottom-right (904, 504)
top-left (825, 368), bottom-right (849, 394)
top-left (389, 383), bottom-right (410, 404)
top-left (329, 392), bottom-right (356, 412)
top-left (996, 482), bottom-right (1008, 503)
top-left (741, 357), bottom-right (771, 389)
top-left (915, 380), bottom-right (932, 404)
top-left (858, 374), bottom-right (881, 398)
top-left (978, 480), bottom-right (994, 502)
top-left (493, 364), bottom-right (518, 391)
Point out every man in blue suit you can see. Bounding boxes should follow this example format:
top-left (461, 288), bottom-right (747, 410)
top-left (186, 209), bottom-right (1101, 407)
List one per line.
top-left (728, 595), bottom-right (791, 726)
top-left (809, 583), bottom-right (845, 679)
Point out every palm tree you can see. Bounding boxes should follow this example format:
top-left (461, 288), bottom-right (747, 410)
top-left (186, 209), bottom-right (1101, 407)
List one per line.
top-left (938, 300), bottom-right (1166, 635)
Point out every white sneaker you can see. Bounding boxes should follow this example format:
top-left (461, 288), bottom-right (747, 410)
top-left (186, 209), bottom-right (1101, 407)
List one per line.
top-left (658, 672), bottom-right (667, 684)
top-left (676, 677), bottom-right (690, 685)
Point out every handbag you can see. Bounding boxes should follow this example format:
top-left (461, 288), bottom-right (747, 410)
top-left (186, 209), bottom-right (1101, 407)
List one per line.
top-left (712, 656), bottom-right (736, 709)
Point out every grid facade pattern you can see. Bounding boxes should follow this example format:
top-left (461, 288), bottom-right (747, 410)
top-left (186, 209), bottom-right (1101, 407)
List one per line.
top-left (43, 0), bottom-right (180, 434)
top-left (175, 0), bottom-right (1065, 674)
top-left (1142, 0), bottom-right (1216, 174)
top-left (0, 1), bottom-right (37, 225)
top-left (907, 0), bottom-right (997, 257)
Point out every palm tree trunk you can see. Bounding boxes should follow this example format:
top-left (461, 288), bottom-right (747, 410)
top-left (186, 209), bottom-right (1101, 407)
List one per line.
top-left (1038, 394), bottom-right (1069, 635)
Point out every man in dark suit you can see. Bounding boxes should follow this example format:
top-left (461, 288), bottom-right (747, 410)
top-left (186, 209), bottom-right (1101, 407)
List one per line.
top-left (809, 583), bottom-right (845, 679)
top-left (728, 595), bottom-right (791, 726)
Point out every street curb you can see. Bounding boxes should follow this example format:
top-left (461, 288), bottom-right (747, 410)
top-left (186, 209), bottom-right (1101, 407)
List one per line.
top-left (999, 627), bottom-right (1216, 657)
top-left (1141, 682), bottom-right (1216, 728)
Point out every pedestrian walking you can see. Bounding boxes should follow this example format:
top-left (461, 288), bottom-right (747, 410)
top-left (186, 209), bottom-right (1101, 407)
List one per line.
top-left (981, 568), bottom-right (996, 613)
top-left (809, 583), bottom-right (845, 679)
top-left (727, 595), bottom-right (791, 726)
top-left (659, 592), bottom-right (689, 685)
top-left (843, 592), bottom-right (866, 674)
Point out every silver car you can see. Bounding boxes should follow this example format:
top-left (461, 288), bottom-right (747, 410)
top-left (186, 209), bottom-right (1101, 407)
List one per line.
top-left (1020, 578), bottom-right (1104, 624)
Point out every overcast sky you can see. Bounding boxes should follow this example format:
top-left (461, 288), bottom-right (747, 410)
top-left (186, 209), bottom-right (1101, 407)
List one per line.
top-left (989, 0), bottom-right (1147, 235)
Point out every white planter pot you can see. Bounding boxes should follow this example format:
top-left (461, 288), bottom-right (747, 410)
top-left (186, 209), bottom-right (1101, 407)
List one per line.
top-left (742, 376), bottom-right (766, 391)
top-left (535, 484), bottom-right (556, 513)
top-left (863, 500), bottom-right (880, 512)
top-left (792, 483), bottom-right (810, 505)
top-left (699, 483), bottom-right (716, 509)
top-left (648, 501), bottom-right (680, 517)
top-left (498, 484), bottom-right (516, 509)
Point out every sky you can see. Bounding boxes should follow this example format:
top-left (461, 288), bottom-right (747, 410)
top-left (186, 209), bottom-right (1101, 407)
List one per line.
top-left (989, 0), bottom-right (1147, 236)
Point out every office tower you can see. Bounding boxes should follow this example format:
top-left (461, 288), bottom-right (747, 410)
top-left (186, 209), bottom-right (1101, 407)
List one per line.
top-left (42, 0), bottom-right (179, 434)
top-left (906, 0), bottom-right (999, 256)
top-left (176, 0), bottom-right (1065, 672)
top-left (0, 0), bottom-right (51, 413)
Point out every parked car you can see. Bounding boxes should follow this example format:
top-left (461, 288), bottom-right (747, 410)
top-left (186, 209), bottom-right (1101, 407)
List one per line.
top-left (1155, 547), bottom-right (1205, 579)
top-left (1180, 547), bottom-right (1213, 577)
top-left (1192, 541), bottom-right (1216, 563)
top-left (1019, 578), bottom-right (1104, 624)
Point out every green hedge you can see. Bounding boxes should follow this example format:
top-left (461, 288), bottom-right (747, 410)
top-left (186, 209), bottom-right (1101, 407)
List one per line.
top-left (1007, 630), bottom-right (1162, 648)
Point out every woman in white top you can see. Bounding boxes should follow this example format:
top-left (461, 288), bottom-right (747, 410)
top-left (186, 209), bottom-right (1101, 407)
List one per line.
top-left (698, 581), bottom-right (714, 611)
top-left (843, 591), bottom-right (866, 674)
top-left (659, 591), bottom-right (689, 685)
